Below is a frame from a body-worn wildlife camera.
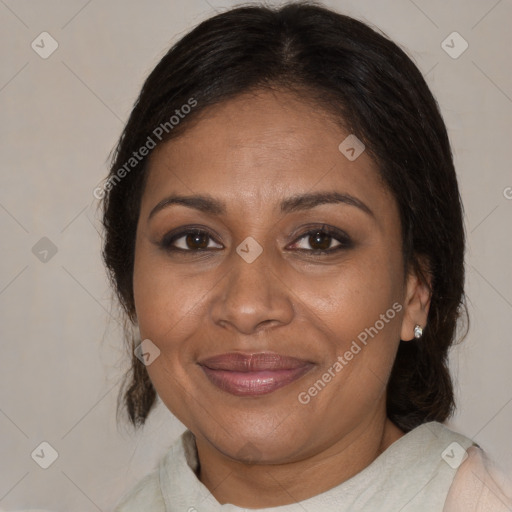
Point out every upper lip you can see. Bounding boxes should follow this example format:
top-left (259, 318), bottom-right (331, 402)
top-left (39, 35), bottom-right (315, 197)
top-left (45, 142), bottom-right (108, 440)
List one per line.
top-left (198, 352), bottom-right (312, 372)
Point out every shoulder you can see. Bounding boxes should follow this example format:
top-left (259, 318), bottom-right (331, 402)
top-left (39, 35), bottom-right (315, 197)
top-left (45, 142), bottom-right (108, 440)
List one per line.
top-left (112, 430), bottom-right (194, 512)
top-left (381, 421), bottom-right (475, 468)
top-left (444, 445), bottom-right (512, 511)
top-left (113, 468), bottom-right (165, 512)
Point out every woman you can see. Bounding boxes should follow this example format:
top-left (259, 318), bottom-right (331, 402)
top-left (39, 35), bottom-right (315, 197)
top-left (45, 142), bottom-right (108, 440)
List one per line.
top-left (100, 2), bottom-right (512, 510)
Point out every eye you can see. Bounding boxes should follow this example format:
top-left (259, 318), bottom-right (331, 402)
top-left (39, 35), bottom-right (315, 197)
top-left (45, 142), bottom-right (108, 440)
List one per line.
top-left (289, 225), bottom-right (352, 254)
top-left (159, 224), bottom-right (352, 255)
top-left (160, 228), bottom-right (223, 252)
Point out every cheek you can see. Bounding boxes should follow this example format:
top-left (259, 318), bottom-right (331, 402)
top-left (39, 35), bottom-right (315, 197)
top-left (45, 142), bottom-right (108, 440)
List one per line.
top-left (291, 255), bottom-right (402, 340)
top-left (132, 238), bottom-right (223, 358)
top-left (134, 263), bottom-right (203, 342)
top-left (290, 252), bottom-right (403, 402)
top-left (132, 245), bottom-right (208, 423)
top-left (293, 264), bottom-right (402, 423)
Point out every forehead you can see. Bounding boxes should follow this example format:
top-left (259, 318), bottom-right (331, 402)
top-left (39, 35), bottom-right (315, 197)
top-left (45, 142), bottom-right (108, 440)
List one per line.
top-left (142, 89), bottom-right (395, 222)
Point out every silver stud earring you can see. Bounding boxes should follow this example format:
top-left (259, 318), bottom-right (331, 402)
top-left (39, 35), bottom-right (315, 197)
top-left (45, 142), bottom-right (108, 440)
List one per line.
top-left (413, 324), bottom-right (423, 339)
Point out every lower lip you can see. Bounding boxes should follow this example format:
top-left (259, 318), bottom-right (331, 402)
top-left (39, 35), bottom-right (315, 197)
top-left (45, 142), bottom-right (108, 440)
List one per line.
top-left (200, 365), bottom-right (313, 396)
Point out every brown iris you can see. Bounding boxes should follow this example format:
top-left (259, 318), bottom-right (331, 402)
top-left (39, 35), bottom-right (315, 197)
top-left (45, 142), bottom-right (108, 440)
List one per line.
top-left (308, 231), bottom-right (332, 251)
top-left (186, 231), bottom-right (210, 249)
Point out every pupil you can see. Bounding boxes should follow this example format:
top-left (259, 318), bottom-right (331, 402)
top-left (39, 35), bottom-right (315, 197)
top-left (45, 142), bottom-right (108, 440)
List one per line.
top-left (310, 231), bottom-right (331, 250)
top-left (187, 232), bottom-right (208, 249)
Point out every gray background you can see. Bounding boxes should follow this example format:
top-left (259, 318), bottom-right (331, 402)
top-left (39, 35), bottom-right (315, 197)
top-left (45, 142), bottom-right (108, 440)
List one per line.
top-left (0, 0), bottom-right (511, 510)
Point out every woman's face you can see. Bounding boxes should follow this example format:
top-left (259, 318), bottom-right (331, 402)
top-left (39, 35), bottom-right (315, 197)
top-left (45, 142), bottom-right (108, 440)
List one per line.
top-left (133, 89), bottom-right (428, 464)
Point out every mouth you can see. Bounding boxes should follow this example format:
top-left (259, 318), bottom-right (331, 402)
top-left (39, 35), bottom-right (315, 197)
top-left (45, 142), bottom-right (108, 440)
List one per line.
top-left (197, 352), bottom-right (314, 396)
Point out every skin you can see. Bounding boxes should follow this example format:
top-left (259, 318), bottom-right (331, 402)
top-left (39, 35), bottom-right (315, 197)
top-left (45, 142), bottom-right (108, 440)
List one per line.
top-left (132, 88), bottom-right (431, 507)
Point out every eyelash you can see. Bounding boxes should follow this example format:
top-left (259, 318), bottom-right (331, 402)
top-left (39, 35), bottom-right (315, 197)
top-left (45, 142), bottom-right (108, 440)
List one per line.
top-left (159, 225), bottom-right (353, 255)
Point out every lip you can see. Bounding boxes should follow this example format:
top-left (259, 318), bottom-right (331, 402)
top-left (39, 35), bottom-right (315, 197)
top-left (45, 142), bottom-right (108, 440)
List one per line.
top-left (198, 352), bottom-right (314, 396)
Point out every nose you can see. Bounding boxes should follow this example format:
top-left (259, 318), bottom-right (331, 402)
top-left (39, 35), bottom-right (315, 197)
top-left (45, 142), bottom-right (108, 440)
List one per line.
top-left (210, 247), bottom-right (295, 335)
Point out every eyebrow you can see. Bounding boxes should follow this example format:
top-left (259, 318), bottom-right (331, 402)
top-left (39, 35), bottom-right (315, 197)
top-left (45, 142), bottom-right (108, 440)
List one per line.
top-left (148, 191), bottom-right (374, 221)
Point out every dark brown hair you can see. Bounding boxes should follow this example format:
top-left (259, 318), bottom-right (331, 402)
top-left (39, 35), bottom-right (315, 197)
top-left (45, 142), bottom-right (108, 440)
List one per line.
top-left (101, 1), bottom-right (468, 432)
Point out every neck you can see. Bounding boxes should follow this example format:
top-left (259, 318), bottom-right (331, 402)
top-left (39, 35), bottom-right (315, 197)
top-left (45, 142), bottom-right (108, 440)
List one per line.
top-left (195, 407), bottom-right (404, 508)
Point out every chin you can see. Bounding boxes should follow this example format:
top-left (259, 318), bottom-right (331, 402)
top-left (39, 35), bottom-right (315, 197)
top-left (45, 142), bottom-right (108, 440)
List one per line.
top-left (199, 418), bottom-right (312, 465)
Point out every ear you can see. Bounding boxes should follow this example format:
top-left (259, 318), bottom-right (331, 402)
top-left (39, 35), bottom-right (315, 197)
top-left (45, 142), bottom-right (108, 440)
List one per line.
top-left (400, 256), bottom-right (432, 342)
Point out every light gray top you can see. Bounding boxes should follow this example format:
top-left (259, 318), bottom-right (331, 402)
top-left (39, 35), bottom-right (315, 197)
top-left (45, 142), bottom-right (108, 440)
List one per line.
top-left (113, 421), bottom-right (512, 511)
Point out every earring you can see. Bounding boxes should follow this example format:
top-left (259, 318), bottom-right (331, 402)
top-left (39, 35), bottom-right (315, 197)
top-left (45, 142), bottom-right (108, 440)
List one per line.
top-left (413, 324), bottom-right (423, 339)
